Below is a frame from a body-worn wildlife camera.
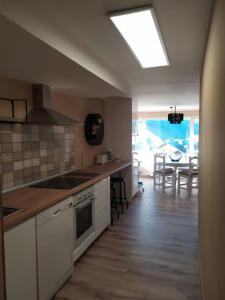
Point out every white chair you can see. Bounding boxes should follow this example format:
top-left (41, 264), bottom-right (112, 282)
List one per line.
top-left (153, 153), bottom-right (176, 191)
top-left (178, 156), bottom-right (199, 194)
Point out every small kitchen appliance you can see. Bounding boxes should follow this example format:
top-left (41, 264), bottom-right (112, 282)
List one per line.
top-left (96, 154), bottom-right (108, 165)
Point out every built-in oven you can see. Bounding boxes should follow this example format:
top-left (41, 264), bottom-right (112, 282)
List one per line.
top-left (72, 186), bottom-right (95, 251)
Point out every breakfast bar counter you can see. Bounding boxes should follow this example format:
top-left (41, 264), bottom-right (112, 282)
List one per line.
top-left (2, 161), bottom-right (132, 232)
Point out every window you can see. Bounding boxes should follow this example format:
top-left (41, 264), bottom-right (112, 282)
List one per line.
top-left (136, 117), bottom-right (199, 176)
top-left (194, 118), bottom-right (199, 154)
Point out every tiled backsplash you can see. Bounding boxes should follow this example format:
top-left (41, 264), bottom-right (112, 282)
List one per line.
top-left (0, 123), bottom-right (75, 191)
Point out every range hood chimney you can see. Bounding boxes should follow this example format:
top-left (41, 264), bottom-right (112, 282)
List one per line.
top-left (26, 84), bottom-right (83, 126)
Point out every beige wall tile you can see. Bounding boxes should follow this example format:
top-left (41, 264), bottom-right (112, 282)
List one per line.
top-left (12, 143), bottom-right (22, 152)
top-left (12, 133), bottom-right (22, 143)
top-left (1, 121), bottom-right (74, 190)
top-left (13, 160), bottom-right (23, 170)
top-left (23, 159), bottom-right (32, 168)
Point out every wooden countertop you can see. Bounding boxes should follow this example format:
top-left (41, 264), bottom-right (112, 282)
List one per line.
top-left (2, 161), bottom-right (132, 232)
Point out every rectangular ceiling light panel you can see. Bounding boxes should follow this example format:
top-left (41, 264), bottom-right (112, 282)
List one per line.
top-left (110, 7), bottom-right (169, 68)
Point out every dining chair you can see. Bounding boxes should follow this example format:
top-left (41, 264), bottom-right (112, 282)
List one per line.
top-left (153, 153), bottom-right (176, 191)
top-left (178, 156), bottom-right (199, 194)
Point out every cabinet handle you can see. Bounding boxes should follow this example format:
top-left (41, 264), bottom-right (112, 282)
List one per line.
top-left (52, 209), bottom-right (62, 217)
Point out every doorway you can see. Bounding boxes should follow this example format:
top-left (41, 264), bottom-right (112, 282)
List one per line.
top-left (135, 114), bottom-right (199, 177)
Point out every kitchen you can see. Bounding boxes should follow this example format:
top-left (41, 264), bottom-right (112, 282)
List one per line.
top-left (0, 75), bottom-right (134, 300)
top-left (0, 0), bottom-right (221, 299)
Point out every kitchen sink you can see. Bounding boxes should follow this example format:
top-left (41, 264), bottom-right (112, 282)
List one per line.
top-left (2, 207), bottom-right (24, 218)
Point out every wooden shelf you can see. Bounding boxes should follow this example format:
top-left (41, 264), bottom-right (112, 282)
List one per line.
top-left (0, 97), bottom-right (28, 124)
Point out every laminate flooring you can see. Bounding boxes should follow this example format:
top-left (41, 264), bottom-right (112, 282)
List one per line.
top-left (54, 179), bottom-right (201, 300)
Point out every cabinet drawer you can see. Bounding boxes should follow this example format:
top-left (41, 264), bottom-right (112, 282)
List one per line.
top-left (94, 177), bottom-right (110, 192)
top-left (95, 201), bottom-right (110, 237)
top-left (94, 184), bottom-right (110, 210)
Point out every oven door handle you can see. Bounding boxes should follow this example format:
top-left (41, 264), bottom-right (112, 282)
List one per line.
top-left (74, 195), bottom-right (95, 212)
top-left (73, 195), bottom-right (95, 207)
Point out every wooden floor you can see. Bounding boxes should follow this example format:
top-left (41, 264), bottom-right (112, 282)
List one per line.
top-left (55, 179), bottom-right (201, 300)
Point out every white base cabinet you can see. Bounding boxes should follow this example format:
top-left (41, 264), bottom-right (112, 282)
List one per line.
top-left (4, 218), bottom-right (37, 300)
top-left (132, 163), bottom-right (139, 197)
top-left (3, 177), bottom-right (111, 300)
top-left (94, 177), bottom-right (110, 238)
top-left (36, 197), bottom-right (74, 300)
top-left (95, 201), bottom-right (110, 237)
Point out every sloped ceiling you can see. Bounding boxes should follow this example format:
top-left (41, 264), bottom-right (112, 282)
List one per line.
top-left (0, 0), bottom-right (213, 111)
top-left (0, 15), bottom-right (127, 98)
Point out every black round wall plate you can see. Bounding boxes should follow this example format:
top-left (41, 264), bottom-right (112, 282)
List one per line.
top-left (84, 113), bottom-right (104, 145)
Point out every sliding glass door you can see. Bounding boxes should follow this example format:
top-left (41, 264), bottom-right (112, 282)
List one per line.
top-left (136, 117), bottom-right (199, 176)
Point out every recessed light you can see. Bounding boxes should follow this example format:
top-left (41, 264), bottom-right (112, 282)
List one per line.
top-left (109, 6), bottom-right (169, 68)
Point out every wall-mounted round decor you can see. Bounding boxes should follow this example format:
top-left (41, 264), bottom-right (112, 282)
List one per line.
top-left (84, 113), bottom-right (104, 145)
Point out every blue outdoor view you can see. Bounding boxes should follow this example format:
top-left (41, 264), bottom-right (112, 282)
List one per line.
top-left (137, 118), bottom-right (199, 156)
top-left (147, 119), bottom-right (190, 153)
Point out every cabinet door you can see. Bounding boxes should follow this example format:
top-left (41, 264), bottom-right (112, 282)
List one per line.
top-left (4, 218), bottom-right (37, 300)
top-left (132, 165), bottom-right (139, 197)
top-left (94, 184), bottom-right (110, 210)
top-left (36, 200), bottom-right (74, 300)
top-left (95, 201), bottom-right (110, 237)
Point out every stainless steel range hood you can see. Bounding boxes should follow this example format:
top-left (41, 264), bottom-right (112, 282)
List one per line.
top-left (26, 84), bottom-right (83, 126)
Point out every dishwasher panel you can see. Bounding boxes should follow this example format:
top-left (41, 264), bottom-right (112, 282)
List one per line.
top-left (36, 197), bottom-right (74, 300)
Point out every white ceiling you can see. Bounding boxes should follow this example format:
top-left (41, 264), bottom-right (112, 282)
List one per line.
top-left (0, 16), bottom-right (126, 98)
top-left (0, 0), bottom-right (213, 111)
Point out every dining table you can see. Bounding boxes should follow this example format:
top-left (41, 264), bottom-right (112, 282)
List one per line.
top-left (164, 161), bottom-right (189, 172)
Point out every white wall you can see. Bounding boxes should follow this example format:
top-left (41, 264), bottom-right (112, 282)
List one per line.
top-left (199, 0), bottom-right (225, 299)
top-left (0, 2), bottom-right (129, 95)
top-left (104, 97), bottom-right (132, 200)
top-left (104, 97), bottom-right (132, 162)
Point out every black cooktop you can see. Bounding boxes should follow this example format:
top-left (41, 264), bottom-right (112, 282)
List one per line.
top-left (31, 176), bottom-right (89, 190)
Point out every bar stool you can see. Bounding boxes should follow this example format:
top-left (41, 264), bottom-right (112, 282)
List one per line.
top-left (110, 176), bottom-right (128, 214)
top-left (110, 182), bottom-right (119, 226)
